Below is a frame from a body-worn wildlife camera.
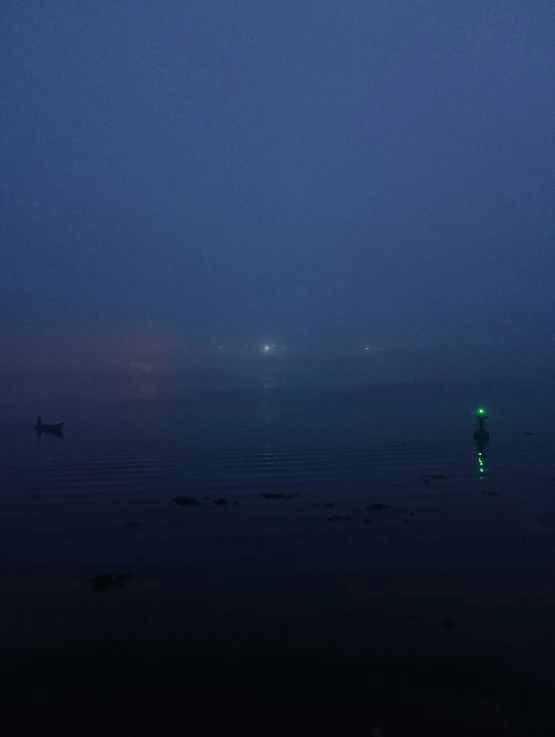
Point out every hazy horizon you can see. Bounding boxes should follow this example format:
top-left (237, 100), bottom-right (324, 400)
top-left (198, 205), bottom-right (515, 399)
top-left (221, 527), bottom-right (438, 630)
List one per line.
top-left (0, 335), bottom-right (552, 390)
top-left (2, 1), bottom-right (554, 375)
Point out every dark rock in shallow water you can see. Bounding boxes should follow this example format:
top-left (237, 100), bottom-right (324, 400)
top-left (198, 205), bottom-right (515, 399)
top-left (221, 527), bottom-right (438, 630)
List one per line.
top-left (261, 493), bottom-right (298, 500)
top-left (326, 503), bottom-right (335, 508)
top-left (442, 618), bottom-right (455, 631)
top-left (90, 573), bottom-right (131, 591)
top-left (173, 496), bottom-right (200, 507)
top-left (231, 501), bottom-right (239, 506)
top-left (126, 521), bottom-right (139, 527)
top-left (213, 498), bottom-right (228, 506)
top-left (366, 503), bottom-right (392, 511)
top-left (326, 515), bottom-right (350, 522)
top-left (363, 518), bottom-right (371, 524)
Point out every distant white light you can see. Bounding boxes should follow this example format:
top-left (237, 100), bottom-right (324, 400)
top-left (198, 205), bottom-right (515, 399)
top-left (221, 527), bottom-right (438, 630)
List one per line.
top-left (365, 346), bottom-right (369, 351)
top-left (264, 345), bottom-right (270, 351)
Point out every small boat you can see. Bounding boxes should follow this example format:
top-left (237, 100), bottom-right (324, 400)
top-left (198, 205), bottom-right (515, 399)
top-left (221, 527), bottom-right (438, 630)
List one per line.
top-left (35, 416), bottom-right (64, 434)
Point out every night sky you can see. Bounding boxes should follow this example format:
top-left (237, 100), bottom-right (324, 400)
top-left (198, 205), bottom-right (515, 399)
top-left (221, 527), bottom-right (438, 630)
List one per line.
top-left (2, 1), bottom-right (554, 370)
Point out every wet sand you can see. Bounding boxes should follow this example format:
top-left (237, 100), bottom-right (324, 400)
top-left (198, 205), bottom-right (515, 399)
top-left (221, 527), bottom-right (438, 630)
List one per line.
top-left (3, 476), bottom-right (555, 734)
top-left (4, 620), bottom-right (555, 736)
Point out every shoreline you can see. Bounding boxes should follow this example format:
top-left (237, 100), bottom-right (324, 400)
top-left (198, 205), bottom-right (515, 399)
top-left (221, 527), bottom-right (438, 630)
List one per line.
top-left (4, 610), bottom-right (555, 735)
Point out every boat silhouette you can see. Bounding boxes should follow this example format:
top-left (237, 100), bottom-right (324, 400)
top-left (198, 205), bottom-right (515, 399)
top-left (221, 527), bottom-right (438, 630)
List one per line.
top-left (35, 416), bottom-right (64, 435)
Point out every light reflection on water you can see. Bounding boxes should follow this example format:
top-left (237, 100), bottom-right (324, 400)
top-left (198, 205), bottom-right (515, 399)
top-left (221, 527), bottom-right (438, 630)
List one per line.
top-left (0, 369), bottom-right (553, 472)
top-left (0, 369), bottom-right (554, 658)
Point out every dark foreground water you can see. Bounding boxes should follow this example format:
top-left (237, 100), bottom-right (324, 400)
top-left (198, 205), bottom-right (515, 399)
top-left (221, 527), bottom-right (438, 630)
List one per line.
top-left (1, 369), bottom-right (554, 734)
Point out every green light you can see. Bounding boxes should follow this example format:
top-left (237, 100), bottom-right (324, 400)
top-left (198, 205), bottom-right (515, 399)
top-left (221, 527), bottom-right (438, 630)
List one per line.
top-left (477, 408), bottom-right (486, 415)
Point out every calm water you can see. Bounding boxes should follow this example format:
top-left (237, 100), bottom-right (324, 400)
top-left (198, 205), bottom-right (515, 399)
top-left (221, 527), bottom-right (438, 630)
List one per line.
top-left (2, 370), bottom-right (555, 730)
top-left (1, 370), bottom-right (554, 630)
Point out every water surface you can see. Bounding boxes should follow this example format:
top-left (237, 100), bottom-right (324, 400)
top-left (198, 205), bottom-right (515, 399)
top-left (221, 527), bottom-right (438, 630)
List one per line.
top-left (1, 370), bottom-right (555, 731)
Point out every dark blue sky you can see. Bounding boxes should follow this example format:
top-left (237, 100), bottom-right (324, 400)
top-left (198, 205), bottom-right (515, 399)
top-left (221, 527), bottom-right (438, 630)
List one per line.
top-left (2, 0), bottom-right (554, 367)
